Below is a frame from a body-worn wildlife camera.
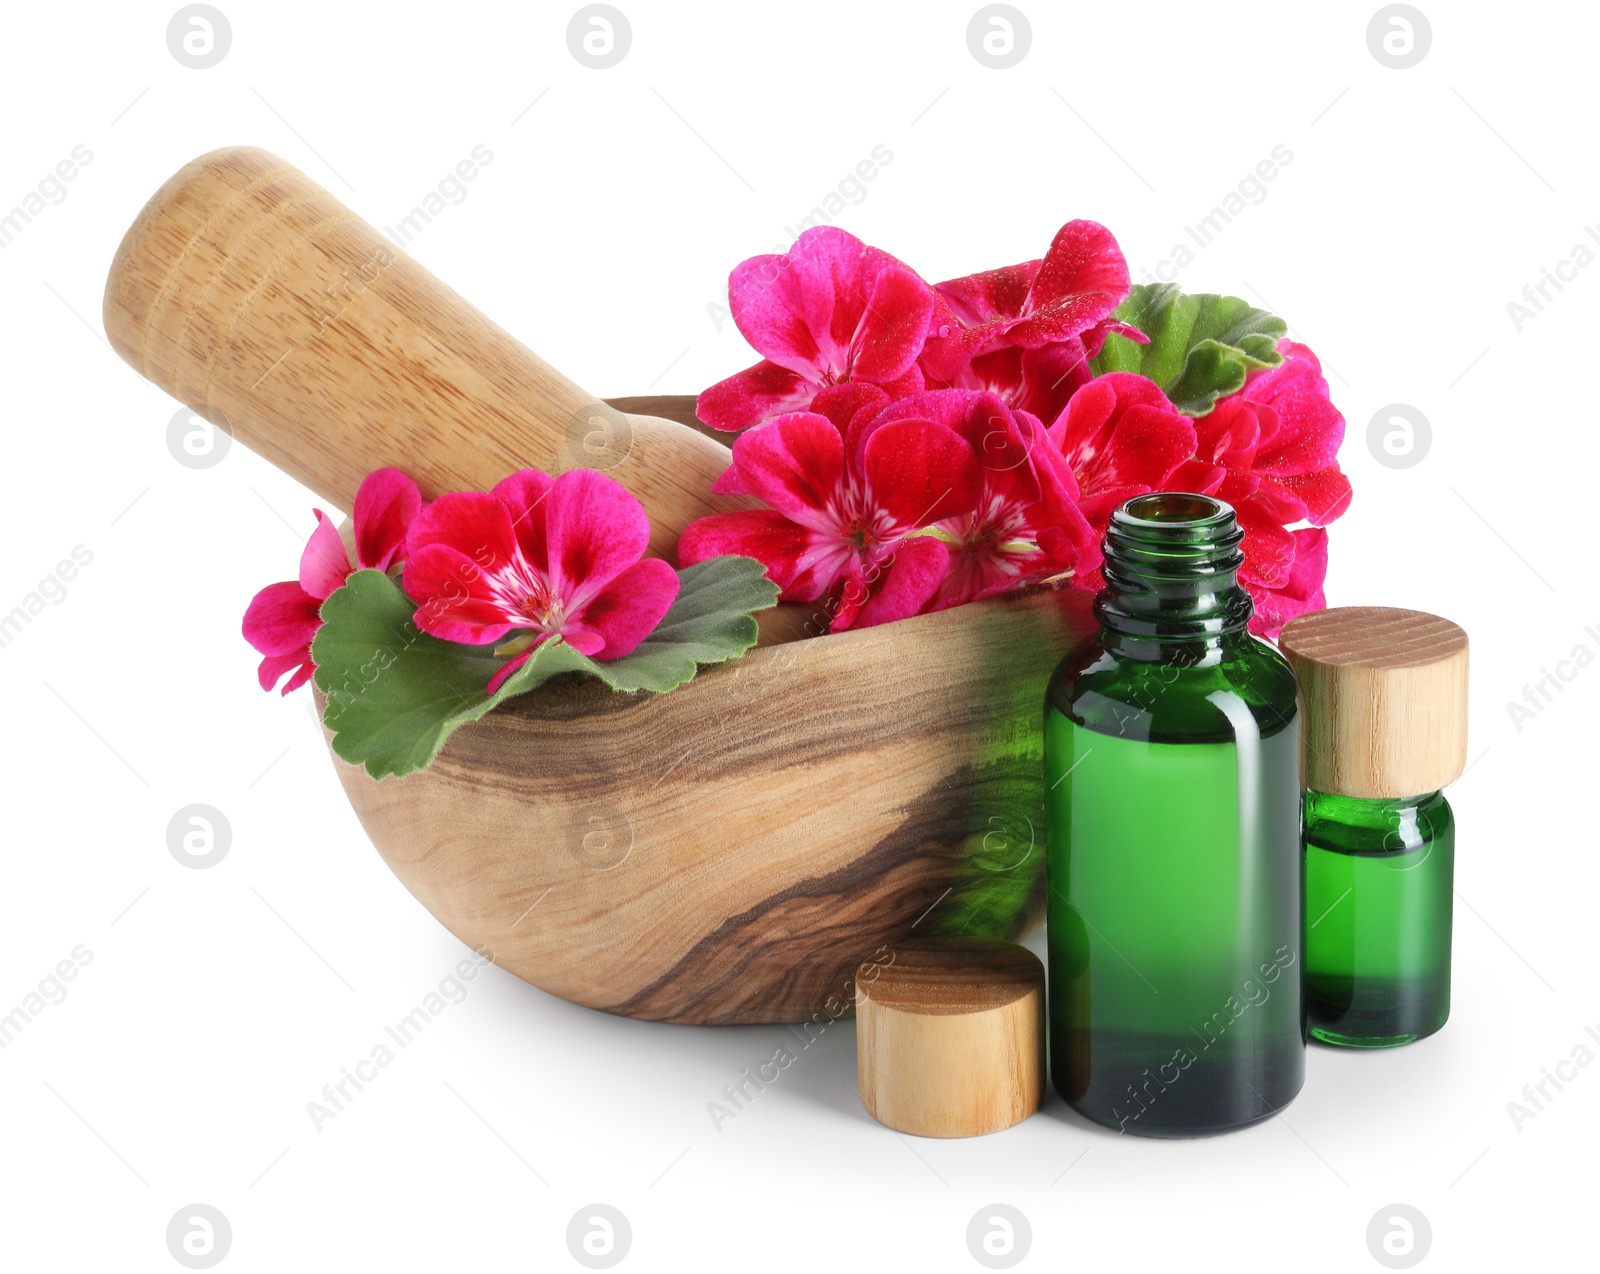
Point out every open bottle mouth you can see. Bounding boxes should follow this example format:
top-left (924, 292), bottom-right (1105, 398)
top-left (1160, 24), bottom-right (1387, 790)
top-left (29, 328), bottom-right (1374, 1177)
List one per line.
top-left (1105, 492), bottom-right (1245, 564)
top-left (1097, 491), bottom-right (1251, 638)
top-left (1118, 492), bottom-right (1232, 526)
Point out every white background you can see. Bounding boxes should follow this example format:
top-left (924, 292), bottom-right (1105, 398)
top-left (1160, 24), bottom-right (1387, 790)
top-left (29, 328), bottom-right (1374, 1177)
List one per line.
top-left (1, 1), bottom-right (1594, 1270)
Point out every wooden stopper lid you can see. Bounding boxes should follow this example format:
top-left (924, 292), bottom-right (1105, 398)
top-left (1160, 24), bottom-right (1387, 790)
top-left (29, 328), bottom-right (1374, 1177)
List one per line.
top-left (855, 939), bottom-right (1043, 1138)
top-left (1279, 606), bottom-right (1469, 799)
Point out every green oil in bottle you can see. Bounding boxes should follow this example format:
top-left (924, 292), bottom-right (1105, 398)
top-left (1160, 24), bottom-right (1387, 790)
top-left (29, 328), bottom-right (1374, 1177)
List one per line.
top-left (1044, 493), bottom-right (1304, 1136)
top-left (1303, 790), bottom-right (1455, 1046)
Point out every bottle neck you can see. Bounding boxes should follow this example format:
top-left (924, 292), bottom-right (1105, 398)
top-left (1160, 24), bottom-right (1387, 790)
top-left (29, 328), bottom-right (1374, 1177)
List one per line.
top-left (1304, 789), bottom-right (1449, 855)
top-left (1094, 492), bottom-right (1253, 650)
top-left (1306, 790), bottom-right (1444, 821)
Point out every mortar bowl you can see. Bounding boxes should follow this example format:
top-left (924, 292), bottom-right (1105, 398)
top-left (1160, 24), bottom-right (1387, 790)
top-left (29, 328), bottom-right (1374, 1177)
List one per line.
top-left (323, 579), bottom-right (1094, 1025)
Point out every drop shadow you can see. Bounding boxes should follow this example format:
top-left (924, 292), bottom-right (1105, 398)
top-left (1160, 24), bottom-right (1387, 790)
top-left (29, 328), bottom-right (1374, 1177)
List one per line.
top-left (774, 1016), bottom-right (883, 1127)
top-left (1033, 1088), bottom-right (1135, 1140)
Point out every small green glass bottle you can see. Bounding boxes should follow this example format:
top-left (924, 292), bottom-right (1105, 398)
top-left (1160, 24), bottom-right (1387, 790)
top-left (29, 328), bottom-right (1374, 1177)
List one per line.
top-left (1044, 493), bottom-right (1304, 1137)
top-left (1281, 607), bottom-right (1469, 1048)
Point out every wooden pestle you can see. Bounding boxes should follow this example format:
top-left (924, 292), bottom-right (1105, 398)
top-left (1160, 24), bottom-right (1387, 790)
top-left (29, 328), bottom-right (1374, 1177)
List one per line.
top-left (104, 146), bottom-right (811, 640)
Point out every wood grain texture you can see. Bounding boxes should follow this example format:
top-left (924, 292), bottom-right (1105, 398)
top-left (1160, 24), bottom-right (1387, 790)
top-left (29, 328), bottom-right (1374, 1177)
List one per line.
top-left (1280, 606), bottom-right (1469, 798)
top-left (856, 939), bottom-right (1044, 1137)
top-left (326, 584), bottom-right (1096, 1025)
top-left (102, 147), bottom-right (748, 564)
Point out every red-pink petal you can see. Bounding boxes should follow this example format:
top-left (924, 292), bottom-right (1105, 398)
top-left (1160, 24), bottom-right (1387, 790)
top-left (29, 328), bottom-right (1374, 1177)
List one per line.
top-left (491, 469), bottom-right (555, 570)
top-left (1021, 414), bottom-right (1101, 578)
top-left (1264, 468), bottom-right (1353, 526)
top-left (723, 413), bottom-right (845, 533)
top-left (936, 262), bottom-right (1040, 328)
top-left (848, 265), bottom-right (935, 383)
top-left (872, 389), bottom-right (1041, 509)
top-left (811, 383), bottom-right (891, 434)
top-left (406, 491), bottom-right (521, 575)
top-left (1191, 398), bottom-right (1264, 469)
top-left (1277, 339), bottom-right (1320, 370)
top-left (257, 650), bottom-right (314, 694)
top-left (878, 364), bottom-right (926, 400)
top-left (921, 262), bottom-right (1041, 380)
top-left (1253, 419), bottom-right (1346, 478)
top-left (558, 624), bottom-right (607, 657)
top-left (859, 417), bottom-right (981, 532)
top-left (1037, 521), bottom-right (1098, 577)
top-left (575, 557), bottom-right (681, 659)
top-left (299, 511), bottom-right (352, 600)
top-left (1015, 343), bottom-right (1092, 421)
top-left (927, 547), bottom-right (1016, 611)
top-left (678, 510), bottom-right (844, 602)
top-left (697, 359), bottom-right (817, 432)
top-left (790, 226), bottom-right (881, 370)
top-left (933, 335), bottom-right (1093, 428)
top-left (1247, 527), bottom-right (1329, 638)
top-left (1236, 506), bottom-right (1298, 591)
top-left (1011, 221), bottom-right (1131, 348)
top-left (486, 640), bottom-right (547, 695)
top-left (404, 543), bottom-right (517, 645)
top-left (852, 536), bottom-right (951, 629)
top-left (1081, 318), bottom-right (1147, 359)
top-left (1178, 339), bottom-right (1352, 538)
top-left (1169, 458), bottom-right (1230, 497)
top-left (353, 468), bottom-right (422, 571)
top-left (244, 578), bottom-right (322, 695)
top-left (944, 344), bottom-right (1025, 399)
top-left (533, 469), bottom-right (651, 612)
top-left (728, 252), bottom-right (826, 379)
top-left (242, 580), bottom-right (322, 656)
top-left (1050, 374), bottom-right (1196, 516)
top-left (1247, 362), bottom-right (1346, 474)
top-left (825, 557), bottom-right (871, 631)
top-left (708, 228), bottom-right (936, 428)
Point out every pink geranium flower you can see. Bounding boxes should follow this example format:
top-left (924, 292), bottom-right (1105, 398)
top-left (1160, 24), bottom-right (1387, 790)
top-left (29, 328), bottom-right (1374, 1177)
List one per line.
top-left (1047, 372), bottom-right (1199, 534)
top-left (868, 390), bottom-right (1098, 609)
top-left (243, 468), bottom-right (421, 694)
top-left (403, 468), bottom-right (679, 693)
top-left (919, 221), bottom-right (1145, 413)
top-left (1170, 341), bottom-right (1352, 635)
top-left (677, 406), bottom-right (980, 630)
top-left (696, 226), bottom-right (936, 432)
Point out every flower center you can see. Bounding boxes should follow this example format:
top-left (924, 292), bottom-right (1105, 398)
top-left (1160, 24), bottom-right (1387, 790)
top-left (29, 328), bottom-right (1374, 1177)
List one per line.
top-left (952, 497), bottom-right (1033, 560)
top-left (829, 480), bottom-right (886, 552)
top-left (519, 584), bottom-right (562, 629)
top-left (491, 562), bottom-right (563, 633)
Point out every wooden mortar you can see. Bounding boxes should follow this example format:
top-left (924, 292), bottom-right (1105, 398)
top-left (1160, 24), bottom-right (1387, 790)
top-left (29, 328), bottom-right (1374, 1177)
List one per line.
top-left (106, 148), bottom-right (1093, 1024)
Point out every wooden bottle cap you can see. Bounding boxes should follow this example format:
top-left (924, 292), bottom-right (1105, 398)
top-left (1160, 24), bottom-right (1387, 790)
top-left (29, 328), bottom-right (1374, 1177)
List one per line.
top-left (1279, 606), bottom-right (1469, 799)
top-left (855, 939), bottom-right (1043, 1138)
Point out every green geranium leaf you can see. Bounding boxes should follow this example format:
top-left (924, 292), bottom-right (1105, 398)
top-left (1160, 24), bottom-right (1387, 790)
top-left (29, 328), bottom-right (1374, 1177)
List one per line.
top-left (312, 556), bottom-right (779, 780)
top-left (1090, 283), bottom-right (1287, 415)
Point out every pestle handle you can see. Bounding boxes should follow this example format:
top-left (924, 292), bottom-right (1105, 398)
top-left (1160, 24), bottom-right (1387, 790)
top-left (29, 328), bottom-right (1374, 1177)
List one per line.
top-left (102, 147), bottom-right (746, 566)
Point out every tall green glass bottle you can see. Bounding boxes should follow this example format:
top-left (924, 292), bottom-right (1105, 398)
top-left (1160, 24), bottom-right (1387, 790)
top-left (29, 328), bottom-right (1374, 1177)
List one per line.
top-left (1044, 493), bottom-right (1304, 1137)
top-left (1281, 607), bottom-right (1469, 1049)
